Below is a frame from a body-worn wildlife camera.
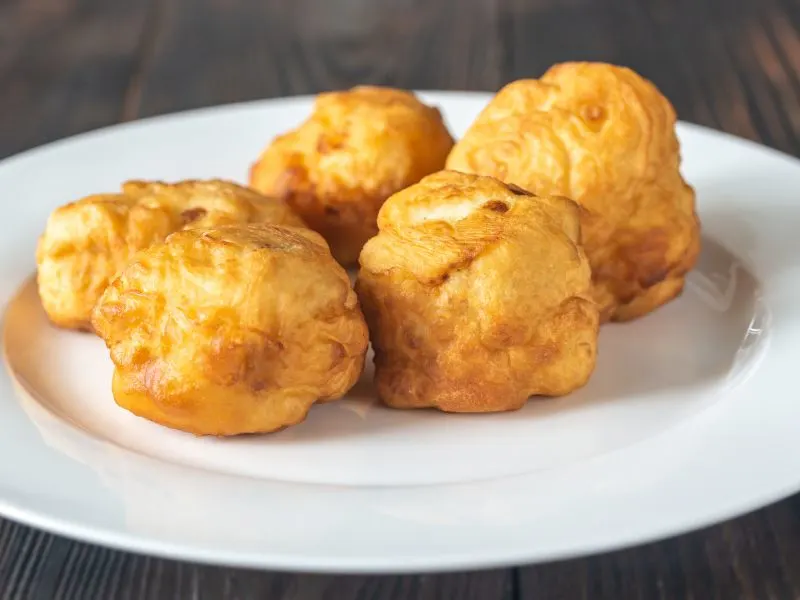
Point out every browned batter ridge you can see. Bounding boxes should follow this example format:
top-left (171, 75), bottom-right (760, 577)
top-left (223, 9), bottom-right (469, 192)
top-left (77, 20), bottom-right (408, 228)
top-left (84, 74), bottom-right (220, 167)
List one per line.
top-left (36, 179), bottom-right (304, 331)
top-left (92, 224), bottom-right (368, 436)
top-left (446, 62), bottom-right (700, 322)
top-left (250, 86), bottom-right (454, 266)
top-left (357, 171), bottom-right (599, 413)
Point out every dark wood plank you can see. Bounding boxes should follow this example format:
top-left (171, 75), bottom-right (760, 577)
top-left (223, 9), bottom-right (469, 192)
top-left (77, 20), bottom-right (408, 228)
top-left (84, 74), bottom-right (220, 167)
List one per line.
top-left (703, 0), bottom-right (800, 154)
top-left (0, 524), bottom-right (513, 600)
top-left (0, 522), bottom-right (55, 600)
top-left (5, 502), bottom-right (800, 600)
top-left (128, 0), bottom-right (508, 119)
top-left (0, 0), bottom-right (150, 159)
top-left (506, 0), bottom-right (800, 153)
top-left (519, 500), bottom-right (800, 600)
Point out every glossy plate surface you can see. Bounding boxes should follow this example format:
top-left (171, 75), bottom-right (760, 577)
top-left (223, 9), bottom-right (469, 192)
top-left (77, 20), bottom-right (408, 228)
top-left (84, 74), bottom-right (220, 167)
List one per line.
top-left (1, 93), bottom-right (797, 572)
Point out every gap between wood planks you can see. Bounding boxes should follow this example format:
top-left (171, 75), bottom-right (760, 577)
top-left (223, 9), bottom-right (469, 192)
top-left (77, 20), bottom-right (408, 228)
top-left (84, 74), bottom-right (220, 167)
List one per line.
top-left (121, 0), bottom-right (170, 122)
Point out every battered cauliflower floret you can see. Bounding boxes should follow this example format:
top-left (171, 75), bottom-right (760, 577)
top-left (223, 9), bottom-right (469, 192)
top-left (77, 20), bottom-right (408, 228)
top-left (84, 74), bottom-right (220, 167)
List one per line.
top-left (446, 62), bottom-right (700, 321)
top-left (249, 86), bottom-right (454, 265)
top-left (92, 224), bottom-right (369, 436)
top-left (356, 171), bottom-right (599, 413)
top-left (36, 179), bottom-right (305, 331)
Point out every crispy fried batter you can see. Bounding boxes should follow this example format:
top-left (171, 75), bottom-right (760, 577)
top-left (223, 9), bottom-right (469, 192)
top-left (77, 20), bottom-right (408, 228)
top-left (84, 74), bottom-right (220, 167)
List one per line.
top-left (36, 179), bottom-right (305, 331)
top-left (249, 86), bottom-right (454, 265)
top-left (446, 62), bottom-right (700, 321)
top-left (91, 224), bottom-right (369, 436)
top-left (356, 171), bottom-right (599, 413)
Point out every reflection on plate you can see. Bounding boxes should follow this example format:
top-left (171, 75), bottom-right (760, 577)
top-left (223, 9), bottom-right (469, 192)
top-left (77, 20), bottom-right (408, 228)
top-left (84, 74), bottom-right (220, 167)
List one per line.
top-left (4, 237), bottom-right (767, 487)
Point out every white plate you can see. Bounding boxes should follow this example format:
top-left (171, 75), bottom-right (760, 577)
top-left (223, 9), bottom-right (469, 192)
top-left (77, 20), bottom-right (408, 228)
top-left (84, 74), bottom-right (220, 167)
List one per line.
top-left (1, 92), bottom-right (799, 573)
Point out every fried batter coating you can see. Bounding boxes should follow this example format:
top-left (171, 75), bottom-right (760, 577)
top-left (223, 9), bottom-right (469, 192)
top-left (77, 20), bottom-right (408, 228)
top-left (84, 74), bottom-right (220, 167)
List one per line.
top-left (36, 179), bottom-right (305, 331)
top-left (356, 171), bottom-right (599, 413)
top-left (446, 62), bottom-right (701, 321)
top-left (92, 224), bottom-right (369, 436)
top-left (249, 86), bottom-right (455, 265)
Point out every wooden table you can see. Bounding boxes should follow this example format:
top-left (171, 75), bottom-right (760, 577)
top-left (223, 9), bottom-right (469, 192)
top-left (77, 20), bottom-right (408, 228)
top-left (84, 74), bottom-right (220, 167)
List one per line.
top-left (1, 0), bottom-right (799, 598)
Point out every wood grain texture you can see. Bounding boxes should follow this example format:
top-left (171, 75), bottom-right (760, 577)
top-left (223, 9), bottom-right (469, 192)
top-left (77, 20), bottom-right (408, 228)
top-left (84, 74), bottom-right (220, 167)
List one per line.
top-left (520, 497), bottom-right (800, 600)
top-left (127, 0), bottom-right (508, 119)
top-left (0, 527), bottom-right (514, 600)
top-left (0, 0), bottom-right (150, 159)
top-left (2, 0), bottom-right (800, 598)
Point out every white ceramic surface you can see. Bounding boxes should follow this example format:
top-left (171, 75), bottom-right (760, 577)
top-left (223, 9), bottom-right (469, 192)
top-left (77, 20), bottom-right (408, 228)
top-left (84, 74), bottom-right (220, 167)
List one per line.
top-left (0, 92), bottom-right (798, 573)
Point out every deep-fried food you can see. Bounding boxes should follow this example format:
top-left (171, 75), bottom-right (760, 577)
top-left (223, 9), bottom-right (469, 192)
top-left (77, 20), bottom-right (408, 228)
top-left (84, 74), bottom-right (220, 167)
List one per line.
top-left (92, 224), bottom-right (369, 436)
top-left (446, 62), bottom-right (700, 321)
top-left (36, 179), bottom-right (304, 331)
top-left (249, 86), bottom-right (455, 265)
top-left (356, 171), bottom-right (599, 413)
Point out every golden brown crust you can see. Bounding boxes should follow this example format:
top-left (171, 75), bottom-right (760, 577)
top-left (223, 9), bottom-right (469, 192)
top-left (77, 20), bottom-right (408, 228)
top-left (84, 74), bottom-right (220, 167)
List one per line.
top-left (36, 179), bottom-right (305, 331)
top-left (249, 86), bottom-right (455, 265)
top-left (357, 171), bottom-right (599, 412)
top-left (91, 223), bottom-right (369, 436)
top-left (445, 62), bottom-right (701, 321)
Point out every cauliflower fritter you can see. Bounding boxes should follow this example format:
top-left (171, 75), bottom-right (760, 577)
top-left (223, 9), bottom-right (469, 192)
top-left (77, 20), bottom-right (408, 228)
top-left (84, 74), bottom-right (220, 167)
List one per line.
top-left (249, 86), bottom-right (455, 265)
top-left (36, 179), bottom-right (305, 331)
top-left (446, 62), bottom-right (701, 321)
top-left (92, 224), bottom-right (369, 436)
top-left (356, 171), bottom-right (599, 413)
